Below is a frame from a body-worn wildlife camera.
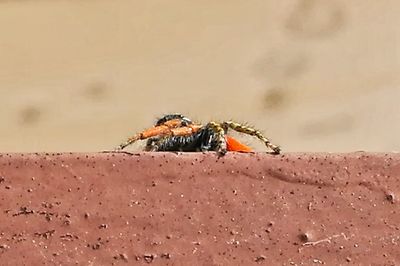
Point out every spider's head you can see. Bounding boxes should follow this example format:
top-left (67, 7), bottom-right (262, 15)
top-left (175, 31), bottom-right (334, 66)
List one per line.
top-left (156, 114), bottom-right (193, 127)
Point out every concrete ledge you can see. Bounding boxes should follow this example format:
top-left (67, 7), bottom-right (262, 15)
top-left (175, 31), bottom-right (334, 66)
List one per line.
top-left (0, 152), bottom-right (399, 265)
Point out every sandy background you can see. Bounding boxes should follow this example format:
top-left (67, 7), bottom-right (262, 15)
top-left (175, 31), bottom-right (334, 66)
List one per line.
top-left (0, 0), bottom-right (399, 152)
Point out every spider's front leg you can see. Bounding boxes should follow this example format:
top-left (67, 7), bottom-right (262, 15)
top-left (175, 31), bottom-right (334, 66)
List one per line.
top-left (117, 124), bottom-right (203, 151)
top-left (222, 121), bottom-right (281, 154)
top-left (115, 125), bottom-right (172, 150)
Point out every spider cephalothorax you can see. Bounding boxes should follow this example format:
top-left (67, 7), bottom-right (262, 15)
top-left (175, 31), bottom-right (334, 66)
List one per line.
top-left (116, 114), bottom-right (281, 155)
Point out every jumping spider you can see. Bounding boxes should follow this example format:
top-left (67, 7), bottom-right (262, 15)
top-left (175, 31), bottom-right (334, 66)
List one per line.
top-left (115, 114), bottom-right (281, 155)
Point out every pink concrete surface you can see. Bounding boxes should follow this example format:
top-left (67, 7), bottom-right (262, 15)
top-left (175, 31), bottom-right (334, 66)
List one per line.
top-left (0, 152), bottom-right (399, 265)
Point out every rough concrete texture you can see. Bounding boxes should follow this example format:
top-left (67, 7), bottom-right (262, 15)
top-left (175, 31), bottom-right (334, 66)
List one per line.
top-left (0, 152), bottom-right (399, 265)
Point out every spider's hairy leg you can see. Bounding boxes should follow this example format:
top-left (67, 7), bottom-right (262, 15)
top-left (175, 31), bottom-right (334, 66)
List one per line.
top-left (205, 122), bottom-right (227, 155)
top-left (116, 125), bottom-right (171, 150)
top-left (119, 124), bottom-right (203, 151)
top-left (117, 134), bottom-right (141, 150)
top-left (222, 121), bottom-right (281, 154)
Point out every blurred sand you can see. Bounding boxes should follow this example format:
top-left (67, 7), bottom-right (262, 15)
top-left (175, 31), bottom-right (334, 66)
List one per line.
top-left (0, 0), bottom-right (399, 152)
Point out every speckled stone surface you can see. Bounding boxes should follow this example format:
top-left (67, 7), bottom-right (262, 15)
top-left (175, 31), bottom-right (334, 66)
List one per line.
top-left (0, 152), bottom-right (399, 265)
